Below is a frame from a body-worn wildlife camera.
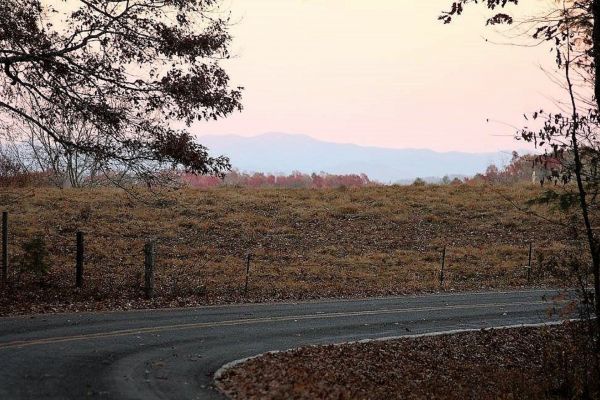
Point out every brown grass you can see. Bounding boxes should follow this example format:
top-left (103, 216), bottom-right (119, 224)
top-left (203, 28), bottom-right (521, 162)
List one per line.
top-left (0, 184), bottom-right (579, 315)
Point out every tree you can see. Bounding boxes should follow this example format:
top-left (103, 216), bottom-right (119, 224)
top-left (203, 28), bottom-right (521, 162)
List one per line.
top-left (0, 0), bottom-right (242, 182)
top-left (2, 103), bottom-right (108, 188)
top-left (412, 177), bottom-right (426, 186)
top-left (440, 0), bottom-right (600, 363)
top-left (440, 1), bottom-right (596, 108)
top-left (485, 164), bottom-right (499, 182)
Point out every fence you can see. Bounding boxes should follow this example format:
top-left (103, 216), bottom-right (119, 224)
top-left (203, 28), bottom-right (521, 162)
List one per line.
top-left (0, 209), bottom-right (545, 297)
top-left (0, 211), bottom-right (159, 298)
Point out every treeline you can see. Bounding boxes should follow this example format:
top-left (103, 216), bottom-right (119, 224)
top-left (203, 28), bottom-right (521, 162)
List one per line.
top-left (464, 151), bottom-right (560, 185)
top-left (2, 144), bottom-right (551, 190)
top-left (410, 152), bottom-right (558, 186)
top-left (183, 171), bottom-right (378, 189)
top-left (1, 139), bottom-right (380, 189)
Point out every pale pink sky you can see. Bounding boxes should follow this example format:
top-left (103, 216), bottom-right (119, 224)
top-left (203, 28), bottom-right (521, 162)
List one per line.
top-left (200, 0), bottom-right (565, 152)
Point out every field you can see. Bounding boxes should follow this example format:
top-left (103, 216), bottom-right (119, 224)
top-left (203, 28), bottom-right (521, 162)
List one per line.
top-left (0, 184), bottom-right (577, 315)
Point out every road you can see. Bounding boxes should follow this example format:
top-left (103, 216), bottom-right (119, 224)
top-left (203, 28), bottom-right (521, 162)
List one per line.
top-left (0, 288), bottom-right (572, 400)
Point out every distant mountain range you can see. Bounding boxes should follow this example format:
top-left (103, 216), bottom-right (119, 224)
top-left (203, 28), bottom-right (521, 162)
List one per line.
top-left (198, 133), bottom-right (513, 183)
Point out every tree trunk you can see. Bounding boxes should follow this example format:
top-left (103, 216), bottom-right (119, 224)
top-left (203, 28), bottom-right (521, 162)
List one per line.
top-left (593, 0), bottom-right (600, 333)
top-left (594, 0), bottom-right (600, 113)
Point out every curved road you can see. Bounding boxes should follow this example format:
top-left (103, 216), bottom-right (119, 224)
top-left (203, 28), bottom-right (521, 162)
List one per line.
top-left (0, 288), bottom-right (571, 400)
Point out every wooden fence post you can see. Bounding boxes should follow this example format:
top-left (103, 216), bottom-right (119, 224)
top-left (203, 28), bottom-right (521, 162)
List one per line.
top-left (75, 231), bottom-right (84, 288)
top-left (244, 253), bottom-right (252, 295)
top-left (527, 242), bottom-right (533, 283)
top-left (439, 246), bottom-right (446, 288)
top-left (2, 211), bottom-right (7, 285)
top-left (144, 241), bottom-right (155, 299)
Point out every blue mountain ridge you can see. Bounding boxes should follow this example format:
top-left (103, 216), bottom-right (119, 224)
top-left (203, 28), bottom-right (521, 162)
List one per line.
top-left (198, 132), bottom-right (515, 183)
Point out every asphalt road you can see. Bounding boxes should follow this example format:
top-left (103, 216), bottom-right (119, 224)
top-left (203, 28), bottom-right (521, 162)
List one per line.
top-left (0, 288), bottom-right (573, 400)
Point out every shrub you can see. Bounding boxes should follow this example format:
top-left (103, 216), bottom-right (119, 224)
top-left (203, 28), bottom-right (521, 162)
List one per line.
top-left (0, 152), bottom-right (30, 187)
top-left (20, 236), bottom-right (50, 278)
top-left (412, 178), bottom-right (426, 186)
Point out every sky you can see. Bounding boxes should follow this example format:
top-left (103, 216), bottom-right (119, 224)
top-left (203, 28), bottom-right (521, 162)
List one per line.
top-left (199, 0), bottom-right (568, 153)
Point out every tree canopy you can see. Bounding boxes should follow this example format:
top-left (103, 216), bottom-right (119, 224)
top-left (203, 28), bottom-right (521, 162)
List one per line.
top-left (441, 0), bottom-right (597, 108)
top-left (0, 0), bottom-right (242, 179)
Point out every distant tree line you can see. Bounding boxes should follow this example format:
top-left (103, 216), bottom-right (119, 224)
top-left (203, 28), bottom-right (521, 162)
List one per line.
top-left (0, 146), bottom-right (379, 189)
top-left (183, 170), bottom-right (377, 189)
top-left (465, 152), bottom-right (563, 186)
top-left (5, 145), bottom-right (561, 190)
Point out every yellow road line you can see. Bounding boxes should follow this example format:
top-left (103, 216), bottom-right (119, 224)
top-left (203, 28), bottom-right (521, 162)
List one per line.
top-left (0, 300), bottom-right (564, 350)
top-left (5, 288), bottom-right (565, 320)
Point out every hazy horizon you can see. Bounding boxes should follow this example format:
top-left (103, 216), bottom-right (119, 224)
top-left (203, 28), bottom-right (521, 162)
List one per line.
top-left (199, 132), bottom-right (517, 182)
top-left (200, 131), bottom-right (530, 155)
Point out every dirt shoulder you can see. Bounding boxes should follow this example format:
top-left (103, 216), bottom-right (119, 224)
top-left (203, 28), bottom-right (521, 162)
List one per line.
top-left (217, 322), bottom-right (598, 400)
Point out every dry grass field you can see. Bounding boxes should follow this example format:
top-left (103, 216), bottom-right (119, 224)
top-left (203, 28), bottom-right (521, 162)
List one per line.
top-left (0, 184), bottom-right (578, 315)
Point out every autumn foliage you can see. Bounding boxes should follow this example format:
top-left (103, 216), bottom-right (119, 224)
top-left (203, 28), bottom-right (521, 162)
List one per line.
top-left (182, 170), bottom-right (377, 189)
top-left (465, 152), bottom-right (561, 185)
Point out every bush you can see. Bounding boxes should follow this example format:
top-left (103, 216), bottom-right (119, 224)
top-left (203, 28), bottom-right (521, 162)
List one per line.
top-left (412, 178), bottom-right (426, 186)
top-left (0, 152), bottom-right (30, 187)
top-left (20, 236), bottom-right (50, 278)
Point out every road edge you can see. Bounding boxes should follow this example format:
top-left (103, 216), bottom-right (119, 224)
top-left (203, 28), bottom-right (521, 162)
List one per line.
top-left (2, 287), bottom-right (565, 320)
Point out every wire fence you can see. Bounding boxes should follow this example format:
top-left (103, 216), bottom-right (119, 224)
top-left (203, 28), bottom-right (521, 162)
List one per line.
top-left (0, 209), bottom-right (572, 299)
